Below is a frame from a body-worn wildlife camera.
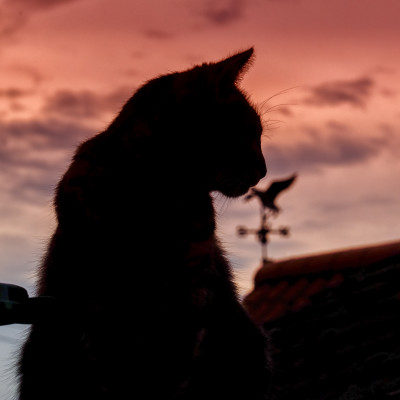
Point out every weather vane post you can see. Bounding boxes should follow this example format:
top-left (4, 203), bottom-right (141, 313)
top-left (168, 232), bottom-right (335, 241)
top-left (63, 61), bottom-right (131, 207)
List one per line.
top-left (237, 173), bottom-right (297, 265)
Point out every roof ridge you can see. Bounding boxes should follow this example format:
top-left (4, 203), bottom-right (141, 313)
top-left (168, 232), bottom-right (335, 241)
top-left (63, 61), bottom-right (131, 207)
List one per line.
top-left (254, 240), bottom-right (400, 284)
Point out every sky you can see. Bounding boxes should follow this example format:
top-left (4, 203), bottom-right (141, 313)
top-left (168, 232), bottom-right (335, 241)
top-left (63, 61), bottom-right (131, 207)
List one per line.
top-left (0, 0), bottom-right (400, 396)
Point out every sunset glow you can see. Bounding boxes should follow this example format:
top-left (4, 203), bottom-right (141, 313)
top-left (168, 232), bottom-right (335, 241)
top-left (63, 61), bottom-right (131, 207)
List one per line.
top-left (0, 0), bottom-right (399, 395)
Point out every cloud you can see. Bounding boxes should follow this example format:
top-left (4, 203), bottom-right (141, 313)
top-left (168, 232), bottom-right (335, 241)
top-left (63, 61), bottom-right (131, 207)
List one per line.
top-left (4, 0), bottom-right (80, 12)
top-left (304, 77), bottom-right (374, 108)
top-left (264, 122), bottom-right (397, 176)
top-left (380, 88), bottom-right (398, 98)
top-left (0, 117), bottom-right (94, 205)
top-left (0, 88), bottom-right (32, 99)
top-left (142, 29), bottom-right (174, 40)
top-left (6, 65), bottom-right (44, 85)
top-left (0, 88), bottom-right (33, 112)
top-left (43, 87), bottom-right (132, 120)
top-left (0, 118), bottom-right (93, 155)
top-left (1, 0), bottom-right (81, 38)
top-left (0, 85), bottom-right (139, 207)
top-left (203, 0), bottom-right (245, 25)
top-left (0, 8), bottom-right (25, 37)
top-left (2, 119), bottom-right (89, 178)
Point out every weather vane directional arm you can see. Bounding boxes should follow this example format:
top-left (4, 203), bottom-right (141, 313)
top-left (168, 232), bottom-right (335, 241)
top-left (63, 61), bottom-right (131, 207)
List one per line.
top-left (237, 214), bottom-right (290, 265)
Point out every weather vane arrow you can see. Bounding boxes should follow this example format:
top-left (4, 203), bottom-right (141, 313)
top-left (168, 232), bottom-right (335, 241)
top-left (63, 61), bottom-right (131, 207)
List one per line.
top-left (244, 173), bottom-right (297, 215)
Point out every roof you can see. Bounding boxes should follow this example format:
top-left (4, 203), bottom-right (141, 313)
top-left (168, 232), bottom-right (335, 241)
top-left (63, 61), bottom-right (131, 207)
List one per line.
top-left (244, 240), bottom-right (400, 324)
top-left (254, 240), bottom-right (400, 283)
top-left (243, 240), bottom-right (400, 400)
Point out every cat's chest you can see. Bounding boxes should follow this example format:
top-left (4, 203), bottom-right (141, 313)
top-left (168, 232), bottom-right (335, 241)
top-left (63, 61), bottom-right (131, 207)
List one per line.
top-left (182, 236), bottom-right (229, 309)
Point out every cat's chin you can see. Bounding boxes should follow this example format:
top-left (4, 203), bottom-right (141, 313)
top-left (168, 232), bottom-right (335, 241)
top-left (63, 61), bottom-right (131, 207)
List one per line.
top-left (218, 184), bottom-right (253, 198)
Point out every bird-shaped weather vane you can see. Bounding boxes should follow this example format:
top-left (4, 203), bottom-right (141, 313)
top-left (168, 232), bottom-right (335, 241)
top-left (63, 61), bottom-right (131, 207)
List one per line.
top-left (237, 173), bottom-right (297, 265)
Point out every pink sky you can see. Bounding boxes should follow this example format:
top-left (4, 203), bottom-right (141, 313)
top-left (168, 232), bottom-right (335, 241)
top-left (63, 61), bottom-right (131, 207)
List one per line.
top-left (0, 0), bottom-right (399, 395)
top-left (0, 0), bottom-right (399, 292)
top-left (0, 2), bottom-right (400, 385)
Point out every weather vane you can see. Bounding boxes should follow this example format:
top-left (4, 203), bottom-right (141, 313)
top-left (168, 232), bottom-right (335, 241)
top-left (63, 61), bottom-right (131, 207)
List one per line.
top-left (237, 173), bottom-right (297, 265)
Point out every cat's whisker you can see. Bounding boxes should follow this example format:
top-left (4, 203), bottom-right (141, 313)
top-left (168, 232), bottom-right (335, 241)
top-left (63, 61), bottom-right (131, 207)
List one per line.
top-left (258, 86), bottom-right (300, 121)
top-left (259, 86), bottom-right (300, 107)
top-left (261, 102), bottom-right (297, 116)
top-left (263, 119), bottom-right (283, 128)
top-left (263, 118), bottom-right (283, 125)
top-left (261, 118), bottom-right (284, 135)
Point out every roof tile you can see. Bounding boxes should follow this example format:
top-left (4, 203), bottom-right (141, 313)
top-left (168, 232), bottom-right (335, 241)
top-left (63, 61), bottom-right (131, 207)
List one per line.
top-left (244, 240), bottom-right (400, 325)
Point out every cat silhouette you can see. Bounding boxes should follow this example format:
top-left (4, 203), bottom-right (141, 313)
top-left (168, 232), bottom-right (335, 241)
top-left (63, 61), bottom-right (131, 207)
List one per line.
top-left (18, 48), bottom-right (270, 400)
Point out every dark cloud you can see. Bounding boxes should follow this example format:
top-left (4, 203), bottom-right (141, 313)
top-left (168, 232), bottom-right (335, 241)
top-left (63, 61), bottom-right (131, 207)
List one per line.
top-left (264, 122), bottom-right (396, 176)
top-left (314, 193), bottom-right (398, 220)
top-left (203, 0), bottom-right (244, 25)
top-left (380, 88), bottom-right (398, 98)
top-left (360, 195), bottom-right (397, 207)
top-left (8, 173), bottom-right (58, 205)
top-left (0, 9), bottom-right (25, 37)
top-left (0, 117), bottom-right (94, 206)
top-left (371, 66), bottom-right (397, 76)
top-left (1, 0), bottom-right (80, 38)
top-left (0, 117), bottom-right (94, 177)
top-left (4, 0), bottom-right (80, 11)
top-left (43, 87), bottom-right (132, 119)
top-left (44, 90), bottom-right (102, 119)
top-left (0, 88), bottom-right (31, 113)
top-left (0, 88), bottom-right (33, 103)
top-left (304, 77), bottom-right (374, 108)
top-left (142, 29), bottom-right (174, 40)
top-left (9, 102), bottom-right (26, 112)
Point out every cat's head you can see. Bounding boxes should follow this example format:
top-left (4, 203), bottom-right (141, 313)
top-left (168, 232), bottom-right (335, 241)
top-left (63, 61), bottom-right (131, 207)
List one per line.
top-left (116, 48), bottom-right (267, 198)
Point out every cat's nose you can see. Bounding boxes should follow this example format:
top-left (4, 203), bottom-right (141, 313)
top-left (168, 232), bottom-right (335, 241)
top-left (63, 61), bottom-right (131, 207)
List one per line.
top-left (251, 142), bottom-right (267, 180)
top-left (251, 161), bottom-right (267, 187)
top-left (257, 160), bottom-right (267, 180)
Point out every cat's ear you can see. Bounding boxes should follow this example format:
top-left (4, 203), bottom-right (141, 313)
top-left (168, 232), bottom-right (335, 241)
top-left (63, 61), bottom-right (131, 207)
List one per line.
top-left (213, 48), bottom-right (255, 85)
top-left (174, 48), bottom-right (254, 99)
